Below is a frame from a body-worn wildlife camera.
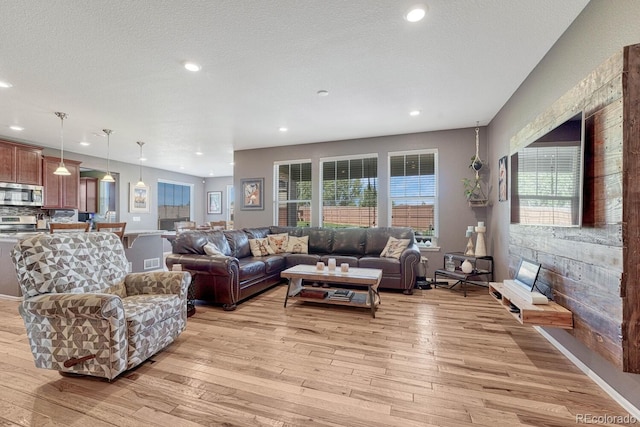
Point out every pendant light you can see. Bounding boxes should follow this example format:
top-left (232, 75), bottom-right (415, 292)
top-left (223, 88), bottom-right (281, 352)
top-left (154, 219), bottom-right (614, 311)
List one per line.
top-left (102, 129), bottom-right (115, 182)
top-left (53, 112), bottom-right (71, 175)
top-left (135, 141), bottom-right (146, 188)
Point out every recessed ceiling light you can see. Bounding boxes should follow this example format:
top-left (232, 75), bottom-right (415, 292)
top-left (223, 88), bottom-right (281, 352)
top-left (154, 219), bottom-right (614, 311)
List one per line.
top-left (209, 172), bottom-right (214, 176)
top-left (195, 151), bottom-right (203, 156)
top-left (279, 127), bottom-right (288, 132)
top-left (405, 6), bottom-right (426, 22)
top-left (317, 90), bottom-right (329, 97)
top-left (184, 62), bottom-right (201, 72)
top-left (229, 162), bottom-right (235, 166)
top-left (139, 157), bottom-right (147, 161)
top-left (9, 125), bottom-right (24, 131)
top-left (179, 166), bottom-right (185, 170)
top-left (79, 141), bottom-right (90, 146)
top-left (0, 81), bottom-right (13, 88)
top-left (409, 110), bottom-right (421, 116)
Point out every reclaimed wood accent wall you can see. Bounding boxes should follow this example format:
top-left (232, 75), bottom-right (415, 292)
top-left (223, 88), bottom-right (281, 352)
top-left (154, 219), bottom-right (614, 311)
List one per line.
top-left (510, 44), bottom-right (640, 372)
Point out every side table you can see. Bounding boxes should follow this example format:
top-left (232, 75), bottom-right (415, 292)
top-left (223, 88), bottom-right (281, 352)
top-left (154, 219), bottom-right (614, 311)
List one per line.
top-left (433, 252), bottom-right (494, 296)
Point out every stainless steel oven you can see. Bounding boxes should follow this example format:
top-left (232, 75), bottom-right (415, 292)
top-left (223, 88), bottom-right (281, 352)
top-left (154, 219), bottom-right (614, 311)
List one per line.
top-left (0, 182), bottom-right (43, 207)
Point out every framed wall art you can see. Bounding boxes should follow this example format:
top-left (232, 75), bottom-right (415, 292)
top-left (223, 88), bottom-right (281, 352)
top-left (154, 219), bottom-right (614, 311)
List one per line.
top-left (207, 191), bottom-right (222, 214)
top-left (130, 183), bottom-right (150, 213)
top-left (241, 178), bottom-right (264, 210)
top-left (498, 155), bottom-right (508, 202)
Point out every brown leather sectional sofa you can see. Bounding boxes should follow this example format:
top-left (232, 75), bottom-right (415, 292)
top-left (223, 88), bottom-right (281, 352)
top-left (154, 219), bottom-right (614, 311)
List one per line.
top-left (165, 226), bottom-right (421, 310)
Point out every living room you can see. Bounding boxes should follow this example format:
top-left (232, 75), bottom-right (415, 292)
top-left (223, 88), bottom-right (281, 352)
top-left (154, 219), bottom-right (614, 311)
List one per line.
top-left (1, 1), bottom-right (640, 425)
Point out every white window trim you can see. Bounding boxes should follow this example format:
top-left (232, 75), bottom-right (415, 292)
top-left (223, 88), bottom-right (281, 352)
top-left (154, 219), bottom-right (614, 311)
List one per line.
top-left (273, 159), bottom-right (313, 226)
top-left (319, 153), bottom-right (379, 228)
top-left (387, 149), bottom-right (439, 236)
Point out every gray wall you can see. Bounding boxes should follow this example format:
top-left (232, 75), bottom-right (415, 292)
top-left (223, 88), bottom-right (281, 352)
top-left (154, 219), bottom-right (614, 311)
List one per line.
top-left (204, 176), bottom-right (233, 224)
top-left (234, 128), bottom-right (489, 275)
top-left (487, 0), bottom-right (640, 409)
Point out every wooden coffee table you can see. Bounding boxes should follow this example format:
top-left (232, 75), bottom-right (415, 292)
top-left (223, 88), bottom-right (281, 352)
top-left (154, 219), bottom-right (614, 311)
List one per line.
top-left (281, 264), bottom-right (383, 318)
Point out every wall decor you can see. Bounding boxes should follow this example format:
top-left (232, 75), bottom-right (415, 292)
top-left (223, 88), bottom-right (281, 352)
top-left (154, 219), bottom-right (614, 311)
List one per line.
top-left (207, 191), bottom-right (222, 214)
top-left (498, 155), bottom-right (508, 202)
top-left (241, 178), bottom-right (264, 210)
top-left (129, 183), bottom-right (150, 213)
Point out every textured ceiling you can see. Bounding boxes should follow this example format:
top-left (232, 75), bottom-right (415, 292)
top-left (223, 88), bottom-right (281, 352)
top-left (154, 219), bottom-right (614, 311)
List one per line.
top-left (0, 0), bottom-right (589, 178)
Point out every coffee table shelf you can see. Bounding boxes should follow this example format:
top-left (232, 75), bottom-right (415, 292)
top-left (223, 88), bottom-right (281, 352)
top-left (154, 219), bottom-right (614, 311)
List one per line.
top-left (281, 265), bottom-right (382, 317)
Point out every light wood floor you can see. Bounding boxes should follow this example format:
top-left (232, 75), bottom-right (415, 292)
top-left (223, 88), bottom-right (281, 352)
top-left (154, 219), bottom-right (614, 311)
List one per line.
top-left (0, 284), bottom-right (634, 426)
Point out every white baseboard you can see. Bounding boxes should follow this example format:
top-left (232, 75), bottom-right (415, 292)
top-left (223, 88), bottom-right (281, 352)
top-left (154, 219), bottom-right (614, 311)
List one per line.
top-left (0, 294), bottom-right (22, 301)
top-left (536, 326), bottom-right (640, 419)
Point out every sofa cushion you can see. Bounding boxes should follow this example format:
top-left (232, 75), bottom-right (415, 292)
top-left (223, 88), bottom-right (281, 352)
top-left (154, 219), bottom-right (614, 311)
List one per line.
top-left (270, 226), bottom-right (303, 237)
top-left (267, 233), bottom-right (289, 254)
top-left (225, 230), bottom-right (252, 258)
top-left (365, 227), bottom-right (415, 255)
top-left (302, 228), bottom-right (333, 254)
top-left (203, 242), bottom-right (225, 256)
top-left (249, 238), bottom-right (271, 257)
top-left (320, 255), bottom-right (359, 267)
top-left (380, 236), bottom-right (411, 259)
top-left (358, 256), bottom-right (401, 274)
top-left (285, 253), bottom-right (321, 267)
top-left (244, 227), bottom-right (271, 239)
top-left (262, 255), bottom-right (286, 274)
top-left (332, 228), bottom-right (366, 255)
top-left (238, 258), bottom-right (267, 281)
top-left (286, 235), bottom-right (309, 254)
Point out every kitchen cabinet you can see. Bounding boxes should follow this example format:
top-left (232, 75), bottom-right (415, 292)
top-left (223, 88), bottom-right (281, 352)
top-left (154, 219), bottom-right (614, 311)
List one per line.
top-left (0, 140), bottom-right (43, 185)
top-left (79, 177), bottom-right (98, 213)
top-left (42, 157), bottom-right (81, 209)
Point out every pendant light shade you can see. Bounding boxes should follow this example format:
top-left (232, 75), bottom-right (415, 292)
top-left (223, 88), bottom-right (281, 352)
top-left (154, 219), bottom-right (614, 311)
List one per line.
top-left (102, 129), bottom-right (115, 182)
top-left (53, 112), bottom-right (71, 176)
top-left (135, 141), bottom-right (146, 188)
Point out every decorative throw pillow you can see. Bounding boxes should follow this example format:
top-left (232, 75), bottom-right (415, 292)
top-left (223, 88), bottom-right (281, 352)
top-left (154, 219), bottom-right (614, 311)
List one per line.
top-left (380, 236), bottom-right (410, 259)
top-left (286, 235), bottom-right (309, 254)
top-left (203, 242), bottom-right (225, 256)
top-left (267, 233), bottom-right (289, 254)
top-left (249, 238), bottom-right (271, 257)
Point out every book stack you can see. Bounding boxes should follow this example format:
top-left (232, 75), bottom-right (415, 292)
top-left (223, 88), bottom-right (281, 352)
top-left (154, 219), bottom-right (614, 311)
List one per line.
top-left (329, 289), bottom-right (354, 301)
top-left (299, 289), bottom-right (328, 299)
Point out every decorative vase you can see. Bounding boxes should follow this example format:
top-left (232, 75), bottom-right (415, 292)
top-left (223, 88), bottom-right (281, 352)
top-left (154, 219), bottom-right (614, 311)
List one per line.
top-left (465, 236), bottom-right (475, 256)
top-left (461, 259), bottom-right (473, 274)
top-left (475, 222), bottom-right (487, 257)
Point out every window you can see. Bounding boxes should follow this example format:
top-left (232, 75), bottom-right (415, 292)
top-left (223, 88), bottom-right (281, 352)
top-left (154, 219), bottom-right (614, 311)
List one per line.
top-left (157, 181), bottom-right (193, 230)
top-left (389, 150), bottom-right (437, 236)
top-left (321, 155), bottom-right (377, 228)
top-left (275, 161), bottom-right (312, 227)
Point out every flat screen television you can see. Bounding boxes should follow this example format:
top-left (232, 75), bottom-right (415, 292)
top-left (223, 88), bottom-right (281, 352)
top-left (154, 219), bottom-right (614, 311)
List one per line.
top-left (510, 112), bottom-right (585, 227)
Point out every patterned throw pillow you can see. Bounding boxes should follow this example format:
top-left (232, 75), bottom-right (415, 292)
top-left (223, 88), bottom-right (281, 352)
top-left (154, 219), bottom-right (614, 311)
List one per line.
top-left (286, 235), bottom-right (309, 254)
top-left (380, 236), bottom-right (410, 259)
top-left (249, 238), bottom-right (271, 257)
top-left (267, 233), bottom-right (289, 254)
top-left (203, 242), bottom-right (225, 256)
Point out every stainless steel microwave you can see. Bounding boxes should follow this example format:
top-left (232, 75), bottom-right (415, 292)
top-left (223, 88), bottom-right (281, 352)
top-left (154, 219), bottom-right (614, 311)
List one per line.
top-left (0, 182), bottom-right (44, 207)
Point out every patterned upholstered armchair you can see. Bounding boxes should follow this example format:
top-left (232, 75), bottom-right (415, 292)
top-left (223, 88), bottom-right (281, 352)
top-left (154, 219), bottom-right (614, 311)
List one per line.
top-left (12, 232), bottom-right (191, 380)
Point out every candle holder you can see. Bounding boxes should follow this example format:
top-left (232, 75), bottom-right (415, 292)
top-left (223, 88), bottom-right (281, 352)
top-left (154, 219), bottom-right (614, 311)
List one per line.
top-left (475, 221), bottom-right (487, 257)
top-left (465, 226), bottom-right (475, 256)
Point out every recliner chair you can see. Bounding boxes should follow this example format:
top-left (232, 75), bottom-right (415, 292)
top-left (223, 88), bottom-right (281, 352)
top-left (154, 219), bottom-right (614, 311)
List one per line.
top-left (12, 231), bottom-right (191, 380)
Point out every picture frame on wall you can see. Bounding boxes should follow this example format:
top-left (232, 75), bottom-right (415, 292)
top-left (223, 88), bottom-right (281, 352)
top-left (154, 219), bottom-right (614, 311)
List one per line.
top-left (207, 191), bottom-right (222, 214)
top-left (241, 178), bottom-right (264, 210)
top-left (129, 183), bottom-right (150, 213)
top-left (498, 155), bottom-right (508, 202)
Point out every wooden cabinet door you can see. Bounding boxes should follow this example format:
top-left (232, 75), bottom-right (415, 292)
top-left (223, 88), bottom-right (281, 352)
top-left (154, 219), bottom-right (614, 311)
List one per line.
top-left (42, 158), bottom-right (61, 208)
top-left (61, 162), bottom-right (80, 209)
top-left (42, 157), bottom-right (80, 209)
top-left (0, 143), bottom-right (16, 182)
top-left (16, 146), bottom-right (42, 185)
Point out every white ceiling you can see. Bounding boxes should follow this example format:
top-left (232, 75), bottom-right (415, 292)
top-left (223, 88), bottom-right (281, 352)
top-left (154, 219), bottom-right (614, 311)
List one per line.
top-left (0, 0), bottom-right (589, 178)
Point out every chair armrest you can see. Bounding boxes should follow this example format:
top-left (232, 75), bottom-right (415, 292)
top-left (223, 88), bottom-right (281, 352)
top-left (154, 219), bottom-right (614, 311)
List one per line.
top-left (124, 271), bottom-right (191, 299)
top-left (20, 293), bottom-right (124, 320)
top-left (166, 254), bottom-right (239, 276)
